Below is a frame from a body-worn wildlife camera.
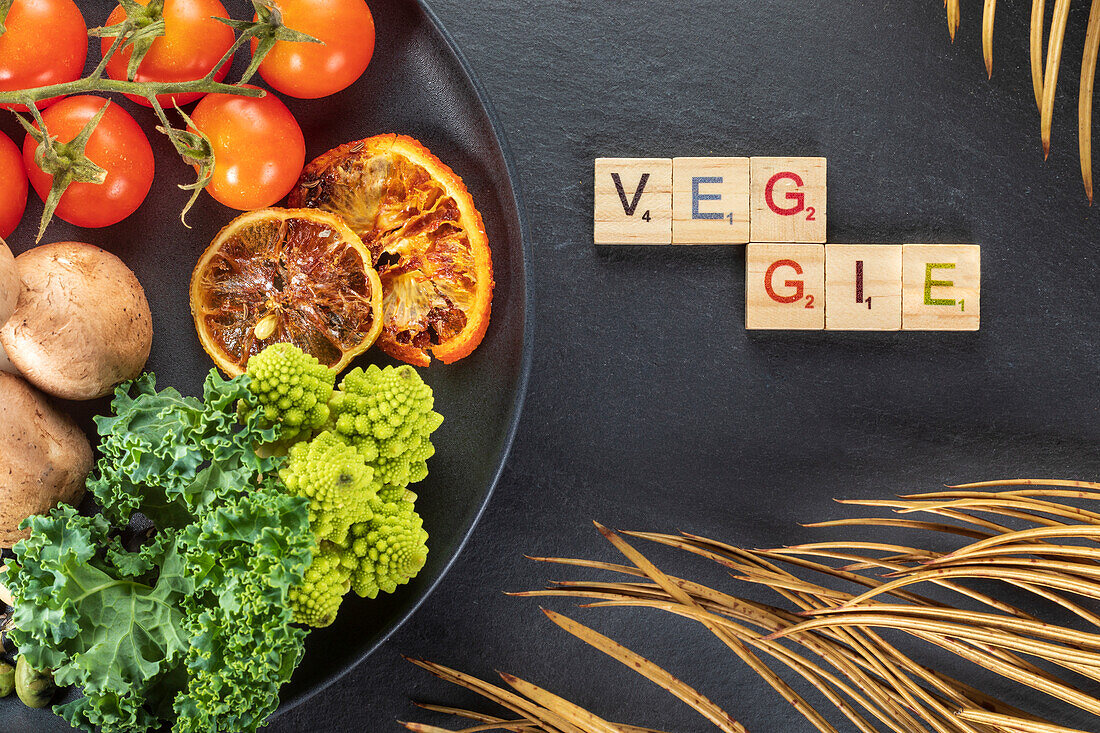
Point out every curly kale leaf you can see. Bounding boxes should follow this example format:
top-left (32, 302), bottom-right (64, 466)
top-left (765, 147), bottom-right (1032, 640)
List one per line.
top-left (170, 479), bottom-right (312, 732)
top-left (89, 371), bottom-right (282, 527)
top-left (7, 372), bottom-right (314, 733)
top-left (6, 507), bottom-right (192, 733)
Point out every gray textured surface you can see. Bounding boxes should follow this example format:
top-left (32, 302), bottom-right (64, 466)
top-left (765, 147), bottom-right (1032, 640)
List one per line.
top-left (6, 0), bottom-right (1100, 730)
top-left (274, 1), bottom-right (1100, 731)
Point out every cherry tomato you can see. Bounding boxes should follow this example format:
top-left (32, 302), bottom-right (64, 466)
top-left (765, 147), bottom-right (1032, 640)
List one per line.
top-left (189, 87), bottom-right (305, 210)
top-left (23, 96), bottom-right (155, 228)
top-left (0, 132), bottom-right (28, 238)
top-left (0, 0), bottom-right (88, 110)
top-left (252, 0), bottom-right (375, 99)
top-left (102, 0), bottom-right (236, 108)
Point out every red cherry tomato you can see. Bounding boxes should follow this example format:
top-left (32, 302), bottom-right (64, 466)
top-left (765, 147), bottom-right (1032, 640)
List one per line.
top-left (189, 87), bottom-right (305, 210)
top-left (23, 96), bottom-right (155, 228)
top-left (252, 0), bottom-right (375, 99)
top-left (0, 0), bottom-right (88, 110)
top-left (0, 132), bottom-right (28, 239)
top-left (102, 0), bottom-right (236, 108)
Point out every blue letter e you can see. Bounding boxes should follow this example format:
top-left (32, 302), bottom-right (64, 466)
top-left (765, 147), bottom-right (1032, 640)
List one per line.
top-left (692, 177), bottom-right (723, 220)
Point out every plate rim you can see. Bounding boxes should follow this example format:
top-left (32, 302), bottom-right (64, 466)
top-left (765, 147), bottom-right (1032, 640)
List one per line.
top-left (271, 0), bottom-right (534, 718)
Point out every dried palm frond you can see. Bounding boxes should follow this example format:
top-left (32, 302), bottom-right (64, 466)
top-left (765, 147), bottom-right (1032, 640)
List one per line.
top-left (410, 480), bottom-right (1100, 732)
top-left (945, 2), bottom-right (1100, 201)
top-left (403, 648), bottom-right (732, 733)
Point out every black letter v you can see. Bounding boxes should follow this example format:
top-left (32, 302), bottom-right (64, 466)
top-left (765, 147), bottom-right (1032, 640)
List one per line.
top-left (612, 172), bottom-right (649, 216)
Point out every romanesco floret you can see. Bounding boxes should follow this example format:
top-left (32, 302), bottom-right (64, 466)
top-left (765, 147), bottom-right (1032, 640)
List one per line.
top-left (287, 541), bottom-right (355, 627)
top-left (348, 494), bottom-right (429, 599)
top-left (245, 343), bottom-right (336, 441)
top-left (279, 431), bottom-right (378, 546)
top-left (329, 364), bottom-right (444, 490)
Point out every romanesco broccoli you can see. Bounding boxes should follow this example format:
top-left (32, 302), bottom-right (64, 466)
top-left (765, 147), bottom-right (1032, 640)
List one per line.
top-left (287, 542), bottom-right (354, 627)
top-left (241, 345), bottom-right (441, 627)
top-left (245, 343), bottom-right (336, 441)
top-left (329, 365), bottom-right (444, 490)
top-left (279, 432), bottom-right (378, 546)
top-left (348, 493), bottom-right (429, 599)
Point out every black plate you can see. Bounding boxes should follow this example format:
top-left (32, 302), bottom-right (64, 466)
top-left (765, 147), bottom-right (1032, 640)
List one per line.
top-left (0, 0), bottom-right (531, 728)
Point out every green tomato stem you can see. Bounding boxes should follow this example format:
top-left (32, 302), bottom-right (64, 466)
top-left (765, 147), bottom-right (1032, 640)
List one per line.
top-left (0, 0), bottom-right (12, 37)
top-left (0, 77), bottom-right (264, 107)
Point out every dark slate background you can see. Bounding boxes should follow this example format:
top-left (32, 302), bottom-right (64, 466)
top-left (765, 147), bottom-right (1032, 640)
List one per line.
top-left (265, 1), bottom-right (1100, 731)
top-left (11, 0), bottom-right (1100, 730)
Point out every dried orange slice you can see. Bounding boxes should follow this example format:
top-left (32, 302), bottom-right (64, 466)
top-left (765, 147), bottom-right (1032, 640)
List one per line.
top-left (190, 208), bottom-right (383, 376)
top-left (288, 133), bottom-right (493, 367)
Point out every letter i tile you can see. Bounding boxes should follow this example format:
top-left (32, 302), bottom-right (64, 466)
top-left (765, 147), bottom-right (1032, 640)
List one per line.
top-left (825, 245), bottom-right (902, 330)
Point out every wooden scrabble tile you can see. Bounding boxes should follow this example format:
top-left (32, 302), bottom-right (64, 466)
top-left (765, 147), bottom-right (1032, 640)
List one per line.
top-left (594, 158), bottom-right (672, 245)
top-left (902, 244), bottom-right (980, 331)
top-left (749, 157), bottom-right (826, 243)
top-left (671, 157), bottom-right (749, 244)
top-left (745, 244), bottom-right (825, 330)
top-left (825, 245), bottom-right (902, 331)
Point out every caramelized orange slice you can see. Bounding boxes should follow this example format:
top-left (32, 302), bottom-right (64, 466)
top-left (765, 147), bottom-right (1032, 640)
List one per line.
top-left (289, 134), bottom-right (493, 367)
top-left (190, 208), bottom-right (383, 376)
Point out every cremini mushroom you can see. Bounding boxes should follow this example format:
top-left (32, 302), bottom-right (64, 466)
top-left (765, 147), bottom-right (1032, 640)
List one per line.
top-left (0, 241), bottom-right (18, 374)
top-left (0, 371), bottom-right (92, 547)
top-left (0, 242), bottom-right (152, 400)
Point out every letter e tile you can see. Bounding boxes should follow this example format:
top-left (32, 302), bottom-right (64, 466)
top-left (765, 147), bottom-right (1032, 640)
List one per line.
top-left (902, 244), bottom-right (980, 331)
top-left (671, 157), bottom-right (749, 244)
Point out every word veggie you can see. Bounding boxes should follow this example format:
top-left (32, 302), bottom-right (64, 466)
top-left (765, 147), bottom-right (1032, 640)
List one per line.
top-left (594, 156), bottom-right (982, 331)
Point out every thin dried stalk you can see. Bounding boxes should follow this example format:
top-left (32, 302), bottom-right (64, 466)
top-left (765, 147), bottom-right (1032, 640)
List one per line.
top-left (1041, 0), bottom-right (1072, 157)
top-left (407, 659), bottom-right (580, 733)
top-left (803, 518), bottom-right (993, 541)
top-left (500, 674), bottom-right (623, 733)
top-left (411, 699), bottom-right (665, 733)
top-left (592, 524), bottom-right (837, 733)
top-left (1081, 0), bottom-right (1100, 203)
top-left (947, 0), bottom-right (960, 41)
top-left (802, 604), bottom-right (1100, 653)
top-left (414, 703), bottom-right (542, 731)
top-left (541, 608), bottom-right (746, 733)
top-left (891, 495), bottom-right (1100, 527)
top-left (956, 710), bottom-right (1088, 733)
top-left (1032, 0), bottom-right (1047, 109)
top-left (836, 500), bottom-right (1016, 535)
top-left (984, 0), bottom-right (997, 77)
top-left (946, 479), bottom-right (1100, 492)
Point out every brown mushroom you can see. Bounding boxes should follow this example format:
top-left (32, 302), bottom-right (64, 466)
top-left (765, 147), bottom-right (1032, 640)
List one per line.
top-left (0, 372), bottom-right (91, 547)
top-left (0, 242), bottom-right (152, 400)
top-left (0, 242), bottom-right (17, 374)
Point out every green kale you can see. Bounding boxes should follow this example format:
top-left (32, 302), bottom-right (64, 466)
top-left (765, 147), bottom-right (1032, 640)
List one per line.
top-left (4, 371), bottom-right (314, 733)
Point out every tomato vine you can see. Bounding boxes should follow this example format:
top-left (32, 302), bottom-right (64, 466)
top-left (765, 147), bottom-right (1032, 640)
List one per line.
top-left (0, 0), bottom-right (319, 240)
